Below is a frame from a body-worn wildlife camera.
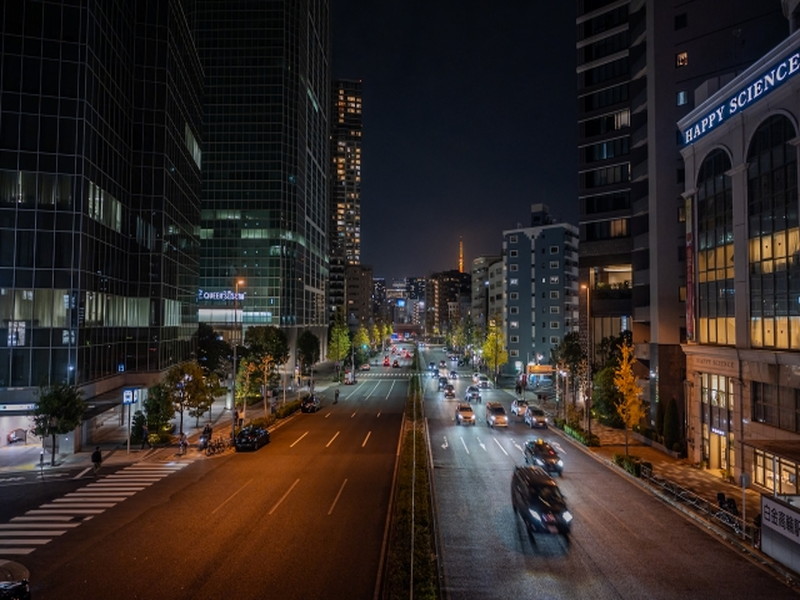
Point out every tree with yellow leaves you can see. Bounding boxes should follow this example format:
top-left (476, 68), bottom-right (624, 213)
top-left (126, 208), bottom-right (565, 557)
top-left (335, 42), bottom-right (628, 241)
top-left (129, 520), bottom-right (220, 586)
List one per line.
top-left (613, 341), bottom-right (645, 457)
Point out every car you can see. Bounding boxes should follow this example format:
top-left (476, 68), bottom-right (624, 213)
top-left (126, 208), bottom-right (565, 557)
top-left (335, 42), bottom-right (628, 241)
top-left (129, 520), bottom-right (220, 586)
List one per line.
top-left (524, 406), bottom-right (548, 429)
top-left (443, 384), bottom-right (456, 399)
top-left (438, 376), bottom-right (449, 390)
top-left (359, 363), bottom-right (371, 371)
top-left (478, 375), bottom-right (491, 389)
top-left (383, 357), bottom-right (390, 367)
top-left (6, 428), bottom-right (26, 444)
top-left (300, 394), bottom-right (320, 413)
top-left (234, 425), bottom-right (270, 451)
top-left (344, 371), bottom-right (356, 384)
top-left (465, 385), bottom-right (481, 403)
top-left (429, 361), bottom-right (436, 372)
top-left (510, 399), bottom-right (528, 417)
top-left (523, 438), bottom-right (563, 476)
top-left (511, 465), bottom-right (572, 540)
top-left (472, 372), bottom-right (481, 383)
top-left (455, 402), bottom-right (476, 425)
top-left (449, 370), bottom-right (458, 379)
top-left (392, 359), bottom-right (400, 368)
top-left (0, 579), bottom-right (31, 600)
top-left (485, 402), bottom-right (508, 427)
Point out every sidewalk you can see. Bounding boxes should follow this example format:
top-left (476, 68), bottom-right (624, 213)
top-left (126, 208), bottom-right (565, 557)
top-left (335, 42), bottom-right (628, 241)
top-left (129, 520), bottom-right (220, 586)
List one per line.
top-left (0, 362), bottom-right (339, 475)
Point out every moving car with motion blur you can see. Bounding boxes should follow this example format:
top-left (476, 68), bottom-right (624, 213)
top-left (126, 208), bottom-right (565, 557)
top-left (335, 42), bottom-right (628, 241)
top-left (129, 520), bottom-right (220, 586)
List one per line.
top-left (524, 406), bottom-right (548, 429)
top-left (465, 385), bottom-right (481, 403)
top-left (485, 402), bottom-right (508, 427)
top-left (510, 399), bottom-right (528, 417)
top-left (511, 465), bottom-right (572, 541)
top-left (455, 402), bottom-right (476, 425)
top-left (523, 438), bottom-right (563, 476)
top-left (234, 425), bottom-right (271, 451)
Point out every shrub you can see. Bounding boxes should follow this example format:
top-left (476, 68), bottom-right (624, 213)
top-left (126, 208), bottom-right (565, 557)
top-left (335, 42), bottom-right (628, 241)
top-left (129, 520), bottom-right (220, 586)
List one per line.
top-left (612, 453), bottom-right (650, 477)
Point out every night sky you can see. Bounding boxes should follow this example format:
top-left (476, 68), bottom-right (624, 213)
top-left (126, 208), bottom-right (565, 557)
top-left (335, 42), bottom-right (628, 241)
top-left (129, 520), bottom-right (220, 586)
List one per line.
top-left (331, 1), bottom-right (578, 281)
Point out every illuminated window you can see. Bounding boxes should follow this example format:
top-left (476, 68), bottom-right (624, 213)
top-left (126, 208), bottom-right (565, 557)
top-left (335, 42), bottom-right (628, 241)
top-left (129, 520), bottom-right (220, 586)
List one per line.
top-left (677, 91), bottom-right (688, 106)
top-left (676, 52), bottom-right (688, 67)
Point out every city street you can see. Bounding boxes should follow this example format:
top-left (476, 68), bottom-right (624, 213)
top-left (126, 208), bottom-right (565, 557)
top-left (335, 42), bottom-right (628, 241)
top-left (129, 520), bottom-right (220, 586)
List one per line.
top-left (421, 347), bottom-right (799, 600)
top-left (0, 374), bottom-right (410, 599)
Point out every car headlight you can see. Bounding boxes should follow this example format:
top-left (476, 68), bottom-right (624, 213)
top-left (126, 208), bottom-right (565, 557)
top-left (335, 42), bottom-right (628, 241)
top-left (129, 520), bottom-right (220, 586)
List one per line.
top-left (557, 460), bottom-right (564, 467)
top-left (562, 511), bottom-right (573, 523)
top-left (528, 508), bottom-right (542, 522)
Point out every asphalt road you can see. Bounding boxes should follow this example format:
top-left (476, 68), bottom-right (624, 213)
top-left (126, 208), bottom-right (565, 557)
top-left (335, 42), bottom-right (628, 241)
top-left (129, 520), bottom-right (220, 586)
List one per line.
top-left (0, 372), bottom-right (410, 600)
top-left (423, 347), bottom-right (799, 600)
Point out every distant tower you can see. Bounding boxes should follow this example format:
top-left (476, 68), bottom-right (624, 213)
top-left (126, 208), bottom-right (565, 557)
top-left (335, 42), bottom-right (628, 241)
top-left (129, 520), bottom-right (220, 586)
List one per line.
top-left (458, 238), bottom-right (464, 273)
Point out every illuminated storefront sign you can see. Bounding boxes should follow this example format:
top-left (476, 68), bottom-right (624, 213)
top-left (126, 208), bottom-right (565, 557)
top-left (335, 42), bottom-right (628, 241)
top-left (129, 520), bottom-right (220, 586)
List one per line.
top-left (197, 289), bottom-right (245, 302)
top-left (682, 46), bottom-right (800, 145)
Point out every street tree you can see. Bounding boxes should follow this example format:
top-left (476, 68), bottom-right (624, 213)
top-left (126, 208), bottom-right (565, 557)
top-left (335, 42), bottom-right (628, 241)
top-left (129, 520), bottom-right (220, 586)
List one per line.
top-left (33, 383), bottom-right (86, 466)
top-left (369, 324), bottom-right (381, 351)
top-left (143, 382), bottom-right (175, 439)
top-left (613, 341), bottom-right (645, 456)
top-left (482, 322), bottom-right (508, 382)
top-left (329, 319), bottom-right (351, 379)
top-left (164, 361), bottom-right (209, 435)
top-left (550, 332), bottom-right (585, 410)
top-left (297, 329), bottom-right (320, 375)
top-left (245, 326), bottom-right (289, 365)
top-left (353, 325), bottom-right (370, 363)
top-left (196, 322), bottom-right (231, 377)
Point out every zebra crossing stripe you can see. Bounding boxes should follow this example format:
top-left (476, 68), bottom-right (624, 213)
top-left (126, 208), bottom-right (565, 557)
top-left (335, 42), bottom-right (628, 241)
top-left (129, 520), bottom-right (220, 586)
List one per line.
top-left (0, 461), bottom-right (188, 557)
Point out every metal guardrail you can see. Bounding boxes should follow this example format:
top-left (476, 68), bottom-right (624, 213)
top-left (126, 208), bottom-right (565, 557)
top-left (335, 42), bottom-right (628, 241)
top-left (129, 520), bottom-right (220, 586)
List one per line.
top-left (640, 464), bottom-right (757, 546)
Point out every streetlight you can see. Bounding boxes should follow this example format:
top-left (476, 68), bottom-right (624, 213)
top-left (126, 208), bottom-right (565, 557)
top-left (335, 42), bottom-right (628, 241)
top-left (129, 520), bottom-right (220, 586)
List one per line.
top-left (232, 278), bottom-right (245, 439)
top-left (582, 282), bottom-right (592, 436)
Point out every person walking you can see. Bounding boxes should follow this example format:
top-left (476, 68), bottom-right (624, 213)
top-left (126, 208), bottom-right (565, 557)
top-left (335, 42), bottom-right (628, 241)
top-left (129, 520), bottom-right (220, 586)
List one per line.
top-left (141, 424), bottom-right (151, 450)
top-left (334, 388), bottom-right (340, 404)
top-left (91, 446), bottom-right (102, 477)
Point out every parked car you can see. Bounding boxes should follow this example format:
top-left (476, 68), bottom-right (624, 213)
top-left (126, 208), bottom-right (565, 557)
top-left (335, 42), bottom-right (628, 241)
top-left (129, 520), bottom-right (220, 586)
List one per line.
top-left (524, 406), bottom-right (548, 429)
top-left (455, 402), bottom-right (476, 425)
top-left (485, 402), bottom-right (508, 427)
top-left (510, 399), bottom-right (528, 417)
top-left (300, 394), bottom-right (320, 413)
top-left (523, 438), bottom-right (563, 476)
top-left (443, 384), bottom-right (456, 399)
top-left (234, 425), bottom-right (270, 451)
top-left (465, 385), bottom-right (481, 403)
top-left (511, 465), bottom-right (572, 540)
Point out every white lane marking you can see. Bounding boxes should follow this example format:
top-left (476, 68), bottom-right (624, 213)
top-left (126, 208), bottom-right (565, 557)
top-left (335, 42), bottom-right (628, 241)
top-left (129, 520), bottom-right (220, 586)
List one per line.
top-left (0, 548), bottom-right (34, 555)
top-left (268, 478), bottom-right (300, 515)
top-left (73, 468), bottom-right (92, 479)
top-left (477, 437), bottom-right (487, 451)
top-left (512, 440), bottom-right (524, 453)
top-left (212, 479), bottom-right (253, 515)
top-left (460, 437), bottom-right (470, 455)
top-left (0, 530), bottom-right (67, 537)
top-left (328, 479), bottom-right (348, 515)
top-left (325, 412), bottom-right (332, 418)
top-left (0, 538), bottom-right (51, 546)
top-left (362, 431), bottom-right (372, 447)
top-left (0, 523), bottom-right (79, 529)
top-left (350, 411), bottom-right (358, 418)
top-left (442, 436), bottom-right (449, 450)
top-left (493, 437), bottom-right (509, 456)
top-left (10, 516), bottom-right (74, 522)
top-left (377, 411), bottom-right (381, 418)
top-left (326, 431), bottom-right (340, 448)
top-left (290, 431), bottom-right (309, 448)
top-left (25, 509), bottom-right (105, 515)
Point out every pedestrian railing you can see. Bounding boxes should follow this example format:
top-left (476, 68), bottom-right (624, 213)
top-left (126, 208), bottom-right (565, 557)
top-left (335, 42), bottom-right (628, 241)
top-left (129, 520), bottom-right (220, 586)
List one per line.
top-left (640, 464), bottom-right (756, 546)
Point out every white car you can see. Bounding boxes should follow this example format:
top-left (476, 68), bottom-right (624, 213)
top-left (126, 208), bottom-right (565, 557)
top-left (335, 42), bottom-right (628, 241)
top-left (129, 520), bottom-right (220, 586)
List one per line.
top-left (455, 402), bottom-right (476, 425)
top-left (510, 399), bottom-right (528, 417)
top-left (485, 402), bottom-right (508, 427)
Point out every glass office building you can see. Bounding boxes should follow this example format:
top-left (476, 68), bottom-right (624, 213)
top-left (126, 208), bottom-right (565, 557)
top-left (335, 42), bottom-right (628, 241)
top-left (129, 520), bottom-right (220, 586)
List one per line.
top-left (192, 1), bottom-right (331, 359)
top-left (0, 1), bottom-right (202, 406)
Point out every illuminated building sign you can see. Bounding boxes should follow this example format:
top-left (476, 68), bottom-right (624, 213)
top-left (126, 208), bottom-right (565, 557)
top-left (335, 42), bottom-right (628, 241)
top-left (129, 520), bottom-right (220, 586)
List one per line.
top-left (682, 46), bottom-right (800, 145)
top-left (197, 289), bottom-right (245, 302)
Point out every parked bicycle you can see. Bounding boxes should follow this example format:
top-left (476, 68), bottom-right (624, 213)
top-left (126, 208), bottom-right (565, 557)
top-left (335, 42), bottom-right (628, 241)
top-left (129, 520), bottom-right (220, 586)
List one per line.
top-left (205, 436), bottom-right (229, 456)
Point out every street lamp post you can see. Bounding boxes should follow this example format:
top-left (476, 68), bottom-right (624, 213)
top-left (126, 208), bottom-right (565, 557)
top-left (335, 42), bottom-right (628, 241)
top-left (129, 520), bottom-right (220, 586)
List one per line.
top-left (232, 279), bottom-right (245, 440)
top-left (582, 282), bottom-right (592, 436)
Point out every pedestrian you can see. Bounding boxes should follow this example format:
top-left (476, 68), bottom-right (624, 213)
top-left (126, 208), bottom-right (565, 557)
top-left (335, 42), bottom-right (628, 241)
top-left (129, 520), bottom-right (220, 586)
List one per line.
top-left (334, 388), bottom-right (340, 404)
top-left (91, 446), bottom-right (102, 476)
top-left (178, 433), bottom-right (188, 455)
top-left (141, 424), bottom-right (151, 449)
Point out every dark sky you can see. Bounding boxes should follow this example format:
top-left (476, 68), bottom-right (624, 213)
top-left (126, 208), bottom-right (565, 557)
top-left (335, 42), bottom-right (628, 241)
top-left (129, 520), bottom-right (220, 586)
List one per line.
top-left (331, 1), bottom-right (578, 281)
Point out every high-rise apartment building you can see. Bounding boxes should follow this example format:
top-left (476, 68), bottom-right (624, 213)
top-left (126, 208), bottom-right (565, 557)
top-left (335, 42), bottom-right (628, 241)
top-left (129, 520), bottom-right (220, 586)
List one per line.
top-left (577, 0), bottom-right (786, 427)
top-left (471, 255), bottom-right (502, 335)
top-left (192, 1), bottom-right (331, 362)
top-left (427, 270), bottom-right (471, 336)
top-left (503, 205), bottom-right (579, 374)
top-left (330, 79), bottom-right (363, 322)
top-left (0, 1), bottom-right (202, 414)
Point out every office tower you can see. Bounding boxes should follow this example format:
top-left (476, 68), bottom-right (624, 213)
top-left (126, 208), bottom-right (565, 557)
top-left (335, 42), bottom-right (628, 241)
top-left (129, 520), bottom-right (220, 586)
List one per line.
top-left (427, 270), bottom-right (472, 336)
top-left (344, 264), bottom-right (372, 328)
top-left (330, 79), bottom-right (363, 322)
top-left (576, 0), bottom-right (786, 425)
top-left (0, 1), bottom-right (202, 409)
top-left (192, 1), bottom-right (331, 362)
top-left (472, 255), bottom-right (502, 336)
top-left (503, 204), bottom-right (579, 374)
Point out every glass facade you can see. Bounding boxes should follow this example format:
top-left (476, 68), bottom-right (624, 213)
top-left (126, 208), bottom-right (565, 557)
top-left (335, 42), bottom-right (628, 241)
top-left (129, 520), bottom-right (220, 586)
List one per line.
top-left (0, 1), bottom-right (202, 395)
top-left (696, 149), bottom-right (734, 345)
top-left (193, 1), bottom-right (330, 334)
top-left (747, 115), bottom-right (800, 349)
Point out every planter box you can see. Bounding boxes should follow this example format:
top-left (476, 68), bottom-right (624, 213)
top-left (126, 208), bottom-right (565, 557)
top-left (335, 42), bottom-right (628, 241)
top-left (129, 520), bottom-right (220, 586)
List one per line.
top-left (631, 431), bottom-right (682, 459)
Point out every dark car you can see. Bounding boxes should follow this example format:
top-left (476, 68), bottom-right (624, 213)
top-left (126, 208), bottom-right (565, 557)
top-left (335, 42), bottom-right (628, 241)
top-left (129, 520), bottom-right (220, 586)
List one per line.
top-left (438, 376), bottom-right (449, 390)
top-left (392, 359), bottom-right (400, 368)
top-left (234, 425), bottom-right (270, 451)
top-left (300, 394), bottom-right (320, 413)
top-left (0, 580), bottom-right (31, 600)
top-left (511, 465), bottom-right (572, 540)
top-left (443, 384), bottom-right (456, 399)
top-left (523, 438), bottom-right (563, 476)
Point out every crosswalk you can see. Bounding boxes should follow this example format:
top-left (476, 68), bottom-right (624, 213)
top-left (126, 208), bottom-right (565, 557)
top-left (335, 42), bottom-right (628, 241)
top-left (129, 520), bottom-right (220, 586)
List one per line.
top-left (0, 462), bottom-right (188, 556)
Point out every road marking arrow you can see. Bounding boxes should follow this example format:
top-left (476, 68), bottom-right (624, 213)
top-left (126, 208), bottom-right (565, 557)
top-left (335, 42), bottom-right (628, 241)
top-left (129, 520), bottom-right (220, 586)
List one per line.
top-left (442, 436), bottom-right (449, 449)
